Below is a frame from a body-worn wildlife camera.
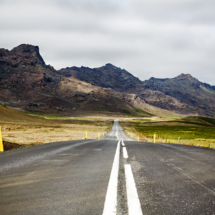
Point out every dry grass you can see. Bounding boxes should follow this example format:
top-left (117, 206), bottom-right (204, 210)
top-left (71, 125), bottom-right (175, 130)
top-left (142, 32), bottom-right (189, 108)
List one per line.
top-left (0, 105), bottom-right (112, 147)
top-left (1, 123), bottom-right (111, 145)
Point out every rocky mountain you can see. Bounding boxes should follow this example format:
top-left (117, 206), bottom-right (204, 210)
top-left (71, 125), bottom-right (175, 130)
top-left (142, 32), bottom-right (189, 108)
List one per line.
top-left (0, 44), bottom-right (60, 101)
top-left (58, 63), bottom-right (142, 93)
top-left (58, 65), bottom-right (215, 117)
top-left (141, 74), bottom-right (215, 117)
top-left (1, 44), bottom-right (215, 117)
top-left (0, 44), bottom-right (157, 117)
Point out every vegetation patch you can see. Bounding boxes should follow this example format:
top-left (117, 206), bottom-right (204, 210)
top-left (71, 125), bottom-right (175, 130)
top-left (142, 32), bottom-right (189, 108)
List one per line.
top-left (134, 107), bottom-right (155, 116)
top-left (135, 126), bottom-right (215, 140)
top-left (121, 116), bottom-right (215, 149)
top-left (32, 114), bottom-right (71, 119)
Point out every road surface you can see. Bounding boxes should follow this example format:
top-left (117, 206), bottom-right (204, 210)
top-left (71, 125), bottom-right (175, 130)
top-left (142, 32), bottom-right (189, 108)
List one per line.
top-left (0, 120), bottom-right (215, 214)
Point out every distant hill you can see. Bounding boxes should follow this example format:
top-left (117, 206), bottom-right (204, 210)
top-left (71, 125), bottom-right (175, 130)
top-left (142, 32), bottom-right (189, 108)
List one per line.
top-left (141, 74), bottom-right (215, 117)
top-left (58, 65), bottom-right (215, 117)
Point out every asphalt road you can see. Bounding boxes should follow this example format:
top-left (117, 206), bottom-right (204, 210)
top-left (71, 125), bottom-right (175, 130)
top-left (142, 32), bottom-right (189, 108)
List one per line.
top-left (0, 120), bottom-right (215, 214)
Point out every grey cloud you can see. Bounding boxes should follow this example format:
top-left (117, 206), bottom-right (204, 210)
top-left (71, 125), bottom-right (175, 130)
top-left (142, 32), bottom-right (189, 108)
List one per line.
top-left (53, 0), bottom-right (120, 13)
top-left (130, 0), bottom-right (215, 24)
top-left (0, 0), bottom-right (117, 33)
top-left (0, 0), bottom-right (215, 84)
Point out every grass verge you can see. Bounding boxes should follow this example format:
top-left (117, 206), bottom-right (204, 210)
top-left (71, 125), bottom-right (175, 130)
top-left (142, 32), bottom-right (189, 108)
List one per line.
top-left (121, 116), bottom-right (215, 149)
top-left (0, 105), bottom-right (113, 151)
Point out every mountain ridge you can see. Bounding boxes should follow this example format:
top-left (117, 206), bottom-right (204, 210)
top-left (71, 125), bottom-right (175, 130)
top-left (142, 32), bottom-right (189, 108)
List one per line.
top-left (58, 63), bottom-right (215, 117)
top-left (58, 63), bottom-right (142, 93)
top-left (1, 43), bottom-right (215, 117)
top-left (0, 44), bottom-right (159, 117)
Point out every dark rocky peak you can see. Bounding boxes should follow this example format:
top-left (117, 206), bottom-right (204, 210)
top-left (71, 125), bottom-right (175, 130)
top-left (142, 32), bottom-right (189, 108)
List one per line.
top-left (105, 63), bottom-right (113, 66)
top-left (174, 74), bottom-right (200, 88)
top-left (0, 48), bottom-right (10, 57)
top-left (0, 44), bottom-right (60, 83)
top-left (64, 66), bottom-right (93, 72)
top-left (175, 73), bottom-right (196, 80)
top-left (100, 63), bottom-right (124, 72)
top-left (99, 63), bottom-right (140, 80)
top-left (58, 63), bottom-right (142, 92)
top-left (11, 44), bottom-right (45, 65)
top-left (104, 63), bottom-right (118, 68)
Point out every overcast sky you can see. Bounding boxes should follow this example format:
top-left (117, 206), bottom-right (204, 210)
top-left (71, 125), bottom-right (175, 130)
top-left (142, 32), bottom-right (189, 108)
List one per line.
top-left (1, 0), bottom-right (215, 84)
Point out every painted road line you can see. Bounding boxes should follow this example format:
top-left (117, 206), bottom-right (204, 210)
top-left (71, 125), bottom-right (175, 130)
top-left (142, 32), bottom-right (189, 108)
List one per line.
top-left (124, 164), bottom-right (143, 215)
top-left (123, 147), bottom-right (128, 159)
top-left (121, 141), bottom-right (125, 147)
top-left (102, 141), bottom-right (120, 215)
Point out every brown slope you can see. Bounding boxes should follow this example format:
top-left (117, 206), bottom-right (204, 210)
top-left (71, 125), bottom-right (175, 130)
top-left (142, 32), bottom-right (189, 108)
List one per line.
top-left (56, 76), bottom-right (155, 116)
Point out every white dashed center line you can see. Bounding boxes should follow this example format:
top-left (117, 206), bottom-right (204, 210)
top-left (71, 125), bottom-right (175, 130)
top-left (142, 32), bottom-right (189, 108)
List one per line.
top-left (123, 147), bottom-right (128, 159)
top-left (103, 120), bottom-right (143, 215)
top-left (124, 164), bottom-right (143, 215)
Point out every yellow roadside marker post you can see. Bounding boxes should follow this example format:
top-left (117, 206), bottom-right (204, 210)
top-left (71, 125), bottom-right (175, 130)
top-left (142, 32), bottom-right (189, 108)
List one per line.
top-left (0, 126), bottom-right (4, 152)
top-left (86, 131), bottom-right (87, 139)
top-left (154, 134), bottom-right (156, 143)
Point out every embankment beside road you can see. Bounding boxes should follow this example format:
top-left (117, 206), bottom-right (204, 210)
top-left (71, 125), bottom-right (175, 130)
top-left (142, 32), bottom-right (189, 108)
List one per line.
top-left (2, 140), bottom-right (37, 151)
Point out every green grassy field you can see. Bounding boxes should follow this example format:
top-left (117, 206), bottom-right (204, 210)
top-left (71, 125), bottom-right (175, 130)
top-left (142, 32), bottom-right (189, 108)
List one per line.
top-left (121, 116), bottom-right (215, 148)
top-left (136, 126), bottom-right (215, 140)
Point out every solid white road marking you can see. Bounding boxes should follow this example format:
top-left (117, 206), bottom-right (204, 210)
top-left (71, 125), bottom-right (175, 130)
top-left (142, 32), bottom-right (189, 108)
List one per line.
top-left (123, 147), bottom-right (128, 159)
top-left (102, 141), bottom-right (120, 215)
top-left (121, 141), bottom-right (125, 147)
top-left (124, 164), bottom-right (143, 215)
